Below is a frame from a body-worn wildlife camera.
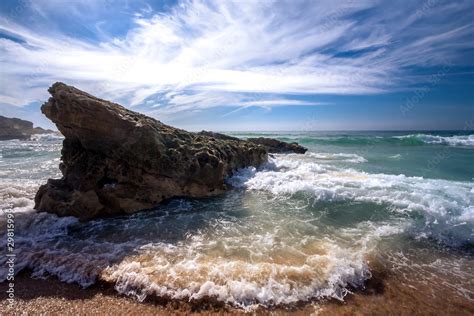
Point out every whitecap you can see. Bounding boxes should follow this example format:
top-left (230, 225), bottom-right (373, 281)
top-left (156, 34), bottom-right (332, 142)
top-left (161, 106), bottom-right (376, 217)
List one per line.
top-left (394, 134), bottom-right (474, 147)
top-left (306, 152), bottom-right (367, 163)
top-left (231, 155), bottom-right (474, 247)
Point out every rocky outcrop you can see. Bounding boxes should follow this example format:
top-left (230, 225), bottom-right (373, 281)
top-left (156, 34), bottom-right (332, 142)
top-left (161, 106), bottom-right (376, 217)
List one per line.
top-left (0, 115), bottom-right (53, 140)
top-left (247, 137), bottom-right (307, 154)
top-left (197, 131), bottom-right (308, 154)
top-left (197, 131), bottom-right (240, 141)
top-left (34, 83), bottom-right (270, 219)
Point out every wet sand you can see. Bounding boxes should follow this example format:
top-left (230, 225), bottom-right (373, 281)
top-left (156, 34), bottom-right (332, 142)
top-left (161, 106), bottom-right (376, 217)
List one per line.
top-left (1, 265), bottom-right (473, 316)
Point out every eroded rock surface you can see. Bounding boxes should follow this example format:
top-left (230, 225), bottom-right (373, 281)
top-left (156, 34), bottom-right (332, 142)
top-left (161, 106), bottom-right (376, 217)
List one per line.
top-left (197, 131), bottom-right (240, 141)
top-left (35, 83), bottom-right (269, 219)
top-left (197, 131), bottom-right (308, 154)
top-left (247, 137), bottom-right (307, 154)
top-left (35, 83), bottom-right (308, 219)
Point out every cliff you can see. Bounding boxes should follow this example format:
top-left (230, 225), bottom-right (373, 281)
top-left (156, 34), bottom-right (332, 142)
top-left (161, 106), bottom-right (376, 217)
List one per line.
top-left (0, 115), bottom-right (52, 140)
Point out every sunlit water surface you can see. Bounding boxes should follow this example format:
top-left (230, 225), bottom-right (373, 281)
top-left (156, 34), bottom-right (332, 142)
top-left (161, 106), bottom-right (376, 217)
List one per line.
top-left (0, 131), bottom-right (472, 309)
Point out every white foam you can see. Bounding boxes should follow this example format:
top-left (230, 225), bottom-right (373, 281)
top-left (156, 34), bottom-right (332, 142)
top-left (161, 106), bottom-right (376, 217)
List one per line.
top-left (102, 240), bottom-right (371, 309)
top-left (29, 133), bottom-right (64, 141)
top-left (101, 217), bottom-right (407, 309)
top-left (1, 136), bottom-right (472, 308)
top-left (0, 195), bottom-right (133, 286)
top-left (231, 155), bottom-right (474, 246)
top-left (306, 152), bottom-right (367, 163)
top-left (0, 173), bottom-right (377, 308)
top-left (389, 154), bottom-right (401, 159)
top-left (395, 134), bottom-right (474, 147)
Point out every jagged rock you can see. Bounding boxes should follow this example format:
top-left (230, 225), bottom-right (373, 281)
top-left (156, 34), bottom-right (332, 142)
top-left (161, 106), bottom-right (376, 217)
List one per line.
top-left (197, 130), bottom-right (240, 141)
top-left (247, 137), bottom-right (307, 154)
top-left (0, 115), bottom-right (53, 140)
top-left (34, 83), bottom-right (269, 219)
top-left (197, 131), bottom-right (308, 154)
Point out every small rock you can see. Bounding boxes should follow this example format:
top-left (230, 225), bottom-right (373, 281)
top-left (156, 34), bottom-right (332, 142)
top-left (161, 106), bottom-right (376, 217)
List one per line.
top-left (247, 137), bottom-right (307, 154)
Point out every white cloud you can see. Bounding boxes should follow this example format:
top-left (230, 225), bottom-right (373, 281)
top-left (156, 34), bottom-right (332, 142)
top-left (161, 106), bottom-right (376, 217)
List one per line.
top-left (237, 100), bottom-right (325, 107)
top-left (0, 0), bottom-right (473, 119)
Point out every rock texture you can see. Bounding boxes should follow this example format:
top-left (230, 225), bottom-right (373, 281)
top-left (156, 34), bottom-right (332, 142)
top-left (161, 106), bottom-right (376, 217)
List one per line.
top-left (197, 131), bottom-right (240, 141)
top-left (247, 137), bottom-right (307, 154)
top-left (0, 115), bottom-right (53, 140)
top-left (35, 83), bottom-right (271, 219)
top-left (197, 131), bottom-right (308, 154)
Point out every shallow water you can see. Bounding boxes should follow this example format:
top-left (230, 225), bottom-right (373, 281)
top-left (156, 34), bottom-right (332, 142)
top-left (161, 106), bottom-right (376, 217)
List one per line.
top-left (0, 131), bottom-right (473, 310)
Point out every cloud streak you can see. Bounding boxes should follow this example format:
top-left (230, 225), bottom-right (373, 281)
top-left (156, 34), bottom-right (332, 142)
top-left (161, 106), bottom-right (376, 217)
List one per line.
top-left (0, 0), bottom-right (473, 120)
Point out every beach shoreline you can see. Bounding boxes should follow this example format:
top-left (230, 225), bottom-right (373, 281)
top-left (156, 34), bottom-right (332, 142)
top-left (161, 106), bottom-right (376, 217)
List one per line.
top-left (1, 264), bottom-right (473, 315)
top-left (1, 130), bottom-right (473, 315)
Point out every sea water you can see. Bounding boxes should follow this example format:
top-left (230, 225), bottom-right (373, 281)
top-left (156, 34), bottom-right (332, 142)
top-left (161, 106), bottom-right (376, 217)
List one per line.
top-left (0, 131), bottom-right (472, 309)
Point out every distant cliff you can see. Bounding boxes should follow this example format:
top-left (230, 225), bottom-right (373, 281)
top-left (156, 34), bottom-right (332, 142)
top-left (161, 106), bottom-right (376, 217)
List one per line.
top-left (0, 115), bottom-right (53, 140)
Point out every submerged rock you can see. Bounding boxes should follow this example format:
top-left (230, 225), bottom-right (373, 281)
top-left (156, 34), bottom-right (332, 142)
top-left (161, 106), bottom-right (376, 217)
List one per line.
top-left (0, 115), bottom-right (53, 140)
top-left (34, 83), bottom-right (305, 219)
top-left (247, 137), bottom-right (307, 154)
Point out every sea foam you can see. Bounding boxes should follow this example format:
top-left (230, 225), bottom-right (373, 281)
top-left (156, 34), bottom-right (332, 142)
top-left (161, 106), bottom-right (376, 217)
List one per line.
top-left (394, 134), bottom-right (474, 147)
top-left (230, 155), bottom-right (473, 247)
top-left (1, 138), bottom-right (472, 309)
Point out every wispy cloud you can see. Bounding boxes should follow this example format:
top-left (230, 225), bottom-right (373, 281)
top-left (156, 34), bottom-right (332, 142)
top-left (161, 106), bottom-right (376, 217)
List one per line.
top-left (0, 0), bottom-right (473, 120)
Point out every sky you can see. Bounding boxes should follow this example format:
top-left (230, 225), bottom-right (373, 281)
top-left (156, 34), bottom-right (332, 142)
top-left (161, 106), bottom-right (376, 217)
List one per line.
top-left (0, 0), bottom-right (473, 131)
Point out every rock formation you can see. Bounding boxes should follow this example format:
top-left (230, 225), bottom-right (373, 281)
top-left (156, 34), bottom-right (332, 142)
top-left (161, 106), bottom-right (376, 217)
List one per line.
top-left (197, 131), bottom-right (308, 154)
top-left (34, 83), bottom-right (264, 218)
top-left (34, 83), bottom-right (307, 219)
top-left (247, 137), bottom-right (307, 154)
top-left (0, 115), bottom-right (53, 140)
top-left (197, 131), bottom-right (240, 141)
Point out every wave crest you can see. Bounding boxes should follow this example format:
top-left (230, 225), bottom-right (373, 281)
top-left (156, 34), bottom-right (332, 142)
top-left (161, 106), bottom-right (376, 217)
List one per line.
top-left (394, 134), bottom-right (474, 147)
top-left (230, 155), bottom-right (474, 247)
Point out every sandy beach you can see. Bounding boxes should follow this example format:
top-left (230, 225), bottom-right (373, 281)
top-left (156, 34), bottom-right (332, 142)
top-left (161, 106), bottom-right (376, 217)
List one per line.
top-left (1, 263), bottom-right (473, 316)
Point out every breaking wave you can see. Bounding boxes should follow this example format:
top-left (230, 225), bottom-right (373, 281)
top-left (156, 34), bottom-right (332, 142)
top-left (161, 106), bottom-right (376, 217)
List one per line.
top-left (394, 134), bottom-right (474, 147)
top-left (230, 155), bottom-right (473, 248)
top-left (276, 133), bottom-right (474, 147)
top-left (306, 152), bottom-right (367, 163)
top-left (0, 179), bottom-right (380, 309)
top-left (0, 135), bottom-right (472, 309)
top-left (29, 133), bottom-right (64, 141)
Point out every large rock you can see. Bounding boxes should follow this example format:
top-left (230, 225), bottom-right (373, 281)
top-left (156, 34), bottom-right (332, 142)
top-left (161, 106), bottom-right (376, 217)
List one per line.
top-left (247, 137), bottom-right (307, 154)
top-left (0, 115), bottom-right (52, 140)
top-left (34, 83), bottom-right (269, 219)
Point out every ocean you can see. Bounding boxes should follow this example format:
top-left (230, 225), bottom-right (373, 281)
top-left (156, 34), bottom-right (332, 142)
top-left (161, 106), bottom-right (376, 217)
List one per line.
top-left (0, 131), bottom-right (473, 310)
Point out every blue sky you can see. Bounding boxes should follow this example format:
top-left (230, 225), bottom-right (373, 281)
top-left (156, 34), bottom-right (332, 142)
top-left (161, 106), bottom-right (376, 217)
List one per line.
top-left (0, 0), bottom-right (473, 131)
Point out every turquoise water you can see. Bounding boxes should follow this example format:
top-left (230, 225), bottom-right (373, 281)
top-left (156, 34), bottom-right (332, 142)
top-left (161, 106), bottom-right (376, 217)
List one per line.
top-left (230, 131), bottom-right (474, 181)
top-left (0, 131), bottom-right (473, 309)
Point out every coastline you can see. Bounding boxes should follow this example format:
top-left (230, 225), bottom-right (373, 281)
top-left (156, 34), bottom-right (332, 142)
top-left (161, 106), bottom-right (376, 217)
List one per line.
top-left (1, 262), bottom-right (473, 315)
top-left (1, 128), bottom-right (473, 315)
